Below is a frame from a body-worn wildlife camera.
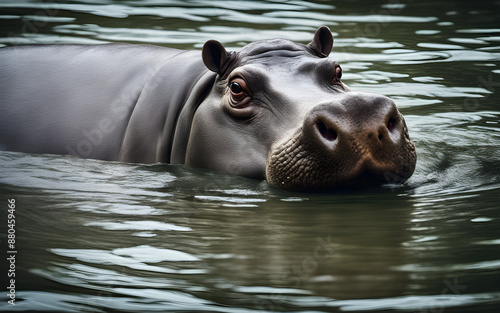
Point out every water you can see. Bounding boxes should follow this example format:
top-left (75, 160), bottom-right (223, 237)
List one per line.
top-left (1, 0), bottom-right (499, 312)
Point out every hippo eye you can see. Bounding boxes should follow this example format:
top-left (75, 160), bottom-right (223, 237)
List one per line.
top-left (230, 82), bottom-right (243, 94)
top-left (331, 65), bottom-right (342, 85)
top-left (227, 78), bottom-right (252, 113)
top-left (228, 78), bottom-right (251, 104)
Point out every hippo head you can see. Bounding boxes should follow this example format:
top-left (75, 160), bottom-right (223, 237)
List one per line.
top-left (172, 26), bottom-right (416, 192)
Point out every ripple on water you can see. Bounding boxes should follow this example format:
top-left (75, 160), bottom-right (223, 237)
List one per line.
top-left (85, 220), bottom-right (192, 232)
top-left (51, 246), bottom-right (203, 274)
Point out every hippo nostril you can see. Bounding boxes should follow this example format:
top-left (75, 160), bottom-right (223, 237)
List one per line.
top-left (316, 120), bottom-right (337, 141)
top-left (387, 117), bottom-right (396, 133)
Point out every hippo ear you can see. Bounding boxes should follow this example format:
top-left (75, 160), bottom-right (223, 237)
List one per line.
top-left (202, 40), bottom-right (231, 75)
top-left (307, 26), bottom-right (334, 58)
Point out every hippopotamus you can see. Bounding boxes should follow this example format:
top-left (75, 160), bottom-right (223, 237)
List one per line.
top-left (0, 26), bottom-right (416, 192)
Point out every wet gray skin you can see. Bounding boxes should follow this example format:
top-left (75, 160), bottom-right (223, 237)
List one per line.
top-left (0, 27), bottom-right (416, 192)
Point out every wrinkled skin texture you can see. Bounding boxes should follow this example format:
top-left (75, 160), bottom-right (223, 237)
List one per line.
top-left (266, 94), bottom-right (416, 191)
top-left (0, 27), bottom-right (416, 192)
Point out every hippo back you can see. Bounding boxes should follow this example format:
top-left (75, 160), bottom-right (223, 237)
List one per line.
top-left (0, 44), bottom-right (193, 160)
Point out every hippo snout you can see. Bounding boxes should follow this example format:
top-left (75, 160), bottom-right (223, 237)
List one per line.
top-left (266, 92), bottom-right (417, 192)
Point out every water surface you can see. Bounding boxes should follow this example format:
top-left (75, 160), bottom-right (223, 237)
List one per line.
top-left (1, 0), bottom-right (499, 312)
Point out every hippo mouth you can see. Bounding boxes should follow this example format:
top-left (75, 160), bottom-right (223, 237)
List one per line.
top-left (265, 115), bottom-right (417, 192)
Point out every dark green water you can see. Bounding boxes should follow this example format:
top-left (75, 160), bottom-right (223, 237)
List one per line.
top-left (1, 0), bottom-right (500, 312)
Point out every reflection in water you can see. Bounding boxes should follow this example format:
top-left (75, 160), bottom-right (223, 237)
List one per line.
top-left (0, 0), bottom-right (500, 312)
